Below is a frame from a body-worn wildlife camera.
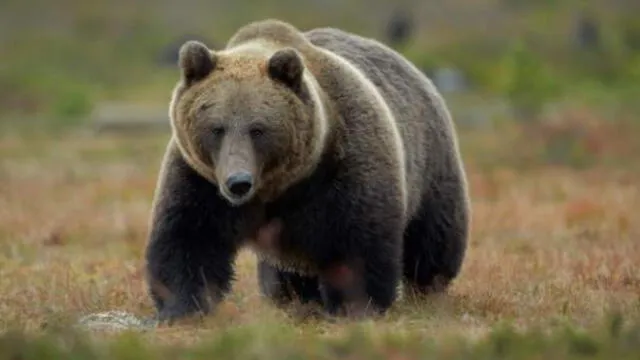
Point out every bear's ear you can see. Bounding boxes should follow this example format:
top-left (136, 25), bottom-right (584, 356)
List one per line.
top-left (267, 48), bottom-right (304, 90)
top-left (178, 40), bottom-right (217, 86)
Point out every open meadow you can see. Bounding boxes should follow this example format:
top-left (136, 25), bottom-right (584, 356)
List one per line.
top-left (0, 114), bottom-right (638, 358)
top-left (1, 1), bottom-right (640, 358)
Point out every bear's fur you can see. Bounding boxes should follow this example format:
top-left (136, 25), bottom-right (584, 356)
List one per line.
top-left (145, 19), bottom-right (470, 322)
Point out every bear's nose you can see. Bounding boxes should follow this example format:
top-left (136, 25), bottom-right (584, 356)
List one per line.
top-left (225, 172), bottom-right (254, 197)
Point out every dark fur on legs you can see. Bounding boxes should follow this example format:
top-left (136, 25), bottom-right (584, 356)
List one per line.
top-left (402, 175), bottom-right (469, 298)
top-left (257, 261), bottom-right (323, 306)
top-left (145, 144), bottom-right (244, 323)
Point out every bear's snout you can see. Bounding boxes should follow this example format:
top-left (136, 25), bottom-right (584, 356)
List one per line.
top-left (224, 171), bottom-right (254, 198)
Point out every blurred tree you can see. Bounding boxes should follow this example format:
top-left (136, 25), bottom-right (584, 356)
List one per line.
top-left (572, 11), bottom-right (600, 51)
top-left (385, 9), bottom-right (414, 48)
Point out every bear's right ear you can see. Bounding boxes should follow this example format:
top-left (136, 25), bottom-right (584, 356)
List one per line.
top-left (178, 40), bottom-right (217, 86)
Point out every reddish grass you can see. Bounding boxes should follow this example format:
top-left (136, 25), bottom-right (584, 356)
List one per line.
top-left (0, 128), bottom-right (638, 344)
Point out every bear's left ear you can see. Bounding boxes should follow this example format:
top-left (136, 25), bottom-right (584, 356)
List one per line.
top-left (267, 48), bottom-right (304, 90)
top-left (178, 40), bottom-right (217, 86)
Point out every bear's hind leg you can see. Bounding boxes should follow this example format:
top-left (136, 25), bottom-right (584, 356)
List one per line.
top-left (257, 260), bottom-right (323, 306)
top-left (402, 177), bottom-right (469, 297)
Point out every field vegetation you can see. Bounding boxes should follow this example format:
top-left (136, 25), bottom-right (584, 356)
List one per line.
top-left (0, 0), bottom-right (639, 358)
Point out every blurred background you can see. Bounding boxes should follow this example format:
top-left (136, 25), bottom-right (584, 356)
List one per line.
top-left (1, 0), bottom-right (640, 168)
top-left (0, 0), bottom-right (639, 336)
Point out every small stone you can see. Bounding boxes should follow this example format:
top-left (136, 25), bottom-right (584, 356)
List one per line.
top-left (77, 310), bottom-right (158, 333)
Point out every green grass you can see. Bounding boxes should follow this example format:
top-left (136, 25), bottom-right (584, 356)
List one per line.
top-left (1, 314), bottom-right (639, 359)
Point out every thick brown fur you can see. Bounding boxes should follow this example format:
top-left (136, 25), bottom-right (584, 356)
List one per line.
top-left (145, 19), bottom-right (470, 323)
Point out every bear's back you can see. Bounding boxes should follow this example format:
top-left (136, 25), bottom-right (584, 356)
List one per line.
top-left (305, 27), bottom-right (432, 112)
top-left (304, 27), bottom-right (459, 209)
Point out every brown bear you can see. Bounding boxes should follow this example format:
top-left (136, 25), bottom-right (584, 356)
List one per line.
top-left (144, 18), bottom-right (470, 322)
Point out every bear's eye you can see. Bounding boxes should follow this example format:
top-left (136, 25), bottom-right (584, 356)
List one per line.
top-left (249, 128), bottom-right (265, 138)
top-left (211, 126), bottom-right (225, 137)
top-left (198, 103), bottom-right (213, 112)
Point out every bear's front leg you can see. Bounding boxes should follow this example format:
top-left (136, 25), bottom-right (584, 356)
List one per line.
top-left (146, 218), bottom-right (238, 324)
top-left (145, 144), bottom-right (241, 324)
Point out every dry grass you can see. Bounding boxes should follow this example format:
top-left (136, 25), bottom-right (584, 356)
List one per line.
top-left (0, 126), bottom-right (638, 348)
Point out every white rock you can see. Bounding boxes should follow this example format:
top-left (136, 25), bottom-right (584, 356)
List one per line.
top-left (77, 310), bottom-right (157, 332)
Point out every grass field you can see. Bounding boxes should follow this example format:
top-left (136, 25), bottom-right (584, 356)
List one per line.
top-left (0, 121), bottom-right (639, 358)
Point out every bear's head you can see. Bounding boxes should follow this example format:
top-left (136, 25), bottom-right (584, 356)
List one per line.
top-left (169, 39), bottom-right (329, 206)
